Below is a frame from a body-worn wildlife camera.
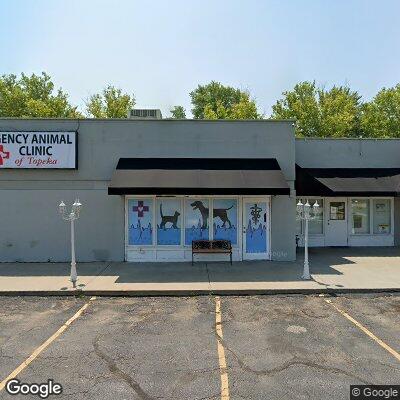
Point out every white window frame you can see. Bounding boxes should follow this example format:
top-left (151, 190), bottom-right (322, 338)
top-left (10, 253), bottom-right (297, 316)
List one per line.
top-left (296, 197), bottom-right (325, 237)
top-left (348, 197), bottom-right (394, 236)
top-left (372, 198), bottom-right (393, 235)
top-left (125, 195), bottom-right (242, 250)
top-left (349, 198), bottom-right (371, 235)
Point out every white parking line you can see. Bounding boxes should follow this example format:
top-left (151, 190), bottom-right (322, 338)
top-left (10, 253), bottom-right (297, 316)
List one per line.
top-left (215, 296), bottom-right (230, 400)
top-left (0, 296), bottom-right (96, 392)
top-left (324, 298), bottom-right (400, 363)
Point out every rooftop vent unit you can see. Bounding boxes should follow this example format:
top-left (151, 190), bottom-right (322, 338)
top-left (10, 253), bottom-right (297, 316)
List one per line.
top-left (128, 109), bottom-right (162, 119)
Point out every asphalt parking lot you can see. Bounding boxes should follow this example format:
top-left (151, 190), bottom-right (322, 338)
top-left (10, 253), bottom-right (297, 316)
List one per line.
top-left (0, 294), bottom-right (399, 399)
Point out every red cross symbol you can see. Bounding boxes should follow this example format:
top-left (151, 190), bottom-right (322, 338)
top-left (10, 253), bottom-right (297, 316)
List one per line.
top-left (0, 145), bottom-right (10, 166)
top-left (133, 200), bottom-right (149, 218)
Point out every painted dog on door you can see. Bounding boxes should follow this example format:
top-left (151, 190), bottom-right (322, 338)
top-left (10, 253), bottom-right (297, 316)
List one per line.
top-left (190, 201), bottom-right (234, 229)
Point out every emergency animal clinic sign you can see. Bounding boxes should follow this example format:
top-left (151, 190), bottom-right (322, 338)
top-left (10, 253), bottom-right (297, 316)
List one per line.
top-left (0, 132), bottom-right (77, 169)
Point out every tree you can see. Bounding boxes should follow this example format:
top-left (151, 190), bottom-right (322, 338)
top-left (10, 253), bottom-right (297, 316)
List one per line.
top-left (203, 93), bottom-right (260, 120)
top-left (170, 105), bottom-right (186, 119)
top-left (190, 81), bottom-right (261, 119)
top-left (271, 81), bottom-right (362, 137)
top-left (230, 93), bottom-right (260, 119)
top-left (318, 86), bottom-right (361, 137)
top-left (85, 85), bottom-right (135, 118)
top-left (361, 85), bottom-right (400, 138)
top-left (0, 72), bottom-right (81, 118)
top-left (271, 81), bottom-right (321, 136)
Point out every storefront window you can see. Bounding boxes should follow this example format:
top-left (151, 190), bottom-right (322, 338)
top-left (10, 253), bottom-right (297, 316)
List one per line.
top-left (212, 199), bottom-right (238, 245)
top-left (351, 199), bottom-right (370, 234)
top-left (373, 199), bottom-right (391, 234)
top-left (128, 199), bottom-right (153, 245)
top-left (184, 199), bottom-right (210, 245)
top-left (296, 198), bottom-right (323, 235)
top-left (309, 198), bottom-right (324, 234)
top-left (156, 198), bottom-right (181, 245)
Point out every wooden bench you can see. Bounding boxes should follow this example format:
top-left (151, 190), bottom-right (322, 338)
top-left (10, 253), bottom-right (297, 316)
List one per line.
top-left (191, 240), bottom-right (232, 265)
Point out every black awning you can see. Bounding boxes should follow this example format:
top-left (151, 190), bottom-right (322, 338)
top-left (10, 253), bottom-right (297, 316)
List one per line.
top-left (108, 158), bottom-right (290, 195)
top-left (296, 165), bottom-right (400, 196)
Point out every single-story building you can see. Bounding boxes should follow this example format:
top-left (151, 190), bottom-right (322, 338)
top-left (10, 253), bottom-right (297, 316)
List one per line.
top-left (0, 117), bottom-right (399, 263)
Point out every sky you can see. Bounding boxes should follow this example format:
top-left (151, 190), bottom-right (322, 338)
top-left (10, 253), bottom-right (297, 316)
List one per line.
top-left (1, 0), bottom-right (400, 117)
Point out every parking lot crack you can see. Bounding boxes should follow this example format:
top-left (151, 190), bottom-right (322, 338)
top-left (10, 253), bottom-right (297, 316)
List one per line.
top-left (216, 334), bottom-right (373, 384)
top-left (300, 309), bottom-right (330, 319)
top-left (93, 335), bottom-right (155, 400)
top-left (375, 360), bottom-right (400, 371)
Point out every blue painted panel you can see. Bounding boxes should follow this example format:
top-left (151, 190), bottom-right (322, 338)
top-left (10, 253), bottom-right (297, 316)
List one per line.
top-left (128, 199), bottom-right (153, 245)
top-left (156, 199), bottom-right (181, 245)
top-left (185, 199), bottom-right (210, 245)
top-left (213, 199), bottom-right (238, 245)
top-left (245, 202), bottom-right (267, 253)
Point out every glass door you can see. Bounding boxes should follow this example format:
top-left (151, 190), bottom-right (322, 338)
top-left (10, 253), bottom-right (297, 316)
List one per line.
top-left (242, 198), bottom-right (270, 260)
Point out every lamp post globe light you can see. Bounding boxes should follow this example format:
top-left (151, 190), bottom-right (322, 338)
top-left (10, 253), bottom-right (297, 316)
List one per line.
top-left (296, 199), bottom-right (320, 280)
top-left (59, 199), bottom-right (82, 288)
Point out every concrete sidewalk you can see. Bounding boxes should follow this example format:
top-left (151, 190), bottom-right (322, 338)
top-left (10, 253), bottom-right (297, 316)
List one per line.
top-left (0, 247), bottom-right (399, 295)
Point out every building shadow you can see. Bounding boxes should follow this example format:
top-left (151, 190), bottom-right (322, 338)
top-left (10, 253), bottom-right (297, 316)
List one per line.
top-left (0, 247), bottom-right (398, 285)
top-left (112, 247), bottom-right (400, 284)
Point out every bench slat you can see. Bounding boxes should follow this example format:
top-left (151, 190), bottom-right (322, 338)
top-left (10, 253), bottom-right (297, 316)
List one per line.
top-left (192, 249), bottom-right (231, 253)
top-left (191, 239), bottom-right (232, 265)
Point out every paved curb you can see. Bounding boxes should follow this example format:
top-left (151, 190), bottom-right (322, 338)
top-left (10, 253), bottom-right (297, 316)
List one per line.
top-left (0, 288), bottom-right (400, 297)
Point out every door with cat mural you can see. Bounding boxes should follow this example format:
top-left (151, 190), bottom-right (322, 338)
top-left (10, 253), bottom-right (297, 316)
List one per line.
top-left (156, 199), bottom-right (182, 245)
top-left (242, 198), bottom-right (270, 260)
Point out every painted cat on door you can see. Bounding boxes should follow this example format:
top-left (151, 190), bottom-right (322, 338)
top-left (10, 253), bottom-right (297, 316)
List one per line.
top-left (157, 199), bottom-right (181, 245)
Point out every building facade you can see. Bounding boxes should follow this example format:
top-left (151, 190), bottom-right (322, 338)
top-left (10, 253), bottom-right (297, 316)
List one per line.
top-left (295, 139), bottom-right (400, 249)
top-left (0, 119), bottom-right (398, 263)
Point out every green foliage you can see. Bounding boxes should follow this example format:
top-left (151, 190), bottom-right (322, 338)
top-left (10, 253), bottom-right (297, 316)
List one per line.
top-left (2, 72), bottom-right (400, 138)
top-left (271, 81), bottom-right (362, 137)
top-left (190, 81), bottom-right (261, 119)
top-left (271, 81), bottom-right (320, 136)
top-left (319, 86), bottom-right (361, 137)
top-left (361, 85), bottom-right (400, 138)
top-left (85, 85), bottom-right (135, 118)
top-left (170, 105), bottom-right (186, 119)
top-left (0, 72), bottom-right (81, 118)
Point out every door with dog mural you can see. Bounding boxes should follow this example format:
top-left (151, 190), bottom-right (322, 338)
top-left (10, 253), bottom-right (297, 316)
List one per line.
top-left (242, 198), bottom-right (270, 260)
top-left (184, 199), bottom-right (210, 245)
